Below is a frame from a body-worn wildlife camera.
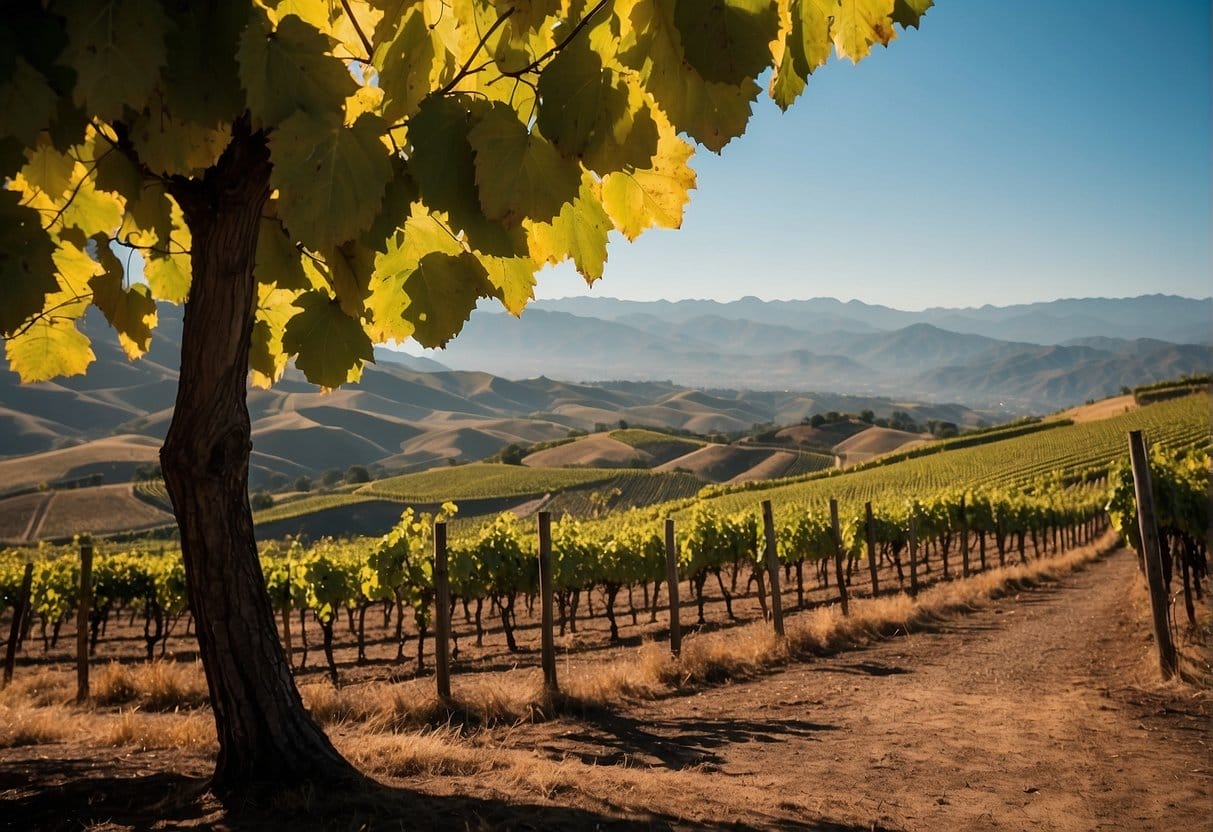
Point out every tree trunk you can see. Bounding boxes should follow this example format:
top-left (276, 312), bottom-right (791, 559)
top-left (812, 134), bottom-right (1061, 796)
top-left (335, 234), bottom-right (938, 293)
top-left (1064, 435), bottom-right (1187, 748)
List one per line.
top-left (160, 124), bottom-right (357, 799)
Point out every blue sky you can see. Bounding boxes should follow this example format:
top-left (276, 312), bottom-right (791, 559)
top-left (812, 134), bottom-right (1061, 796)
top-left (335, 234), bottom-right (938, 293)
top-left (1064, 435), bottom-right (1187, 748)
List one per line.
top-left (534, 0), bottom-right (1211, 309)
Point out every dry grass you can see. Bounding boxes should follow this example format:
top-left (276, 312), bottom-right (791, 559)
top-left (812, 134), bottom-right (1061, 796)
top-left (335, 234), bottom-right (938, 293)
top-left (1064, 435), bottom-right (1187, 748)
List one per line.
top-left (0, 668), bottom-right (73, 708)
top-left (92, 660), bottom-right (209, 711)
top-left (98, 709), bottom-right (216, 751)
top-left (335, 728), bottom-right (502, 778)
top-left (0, 703), bottom-right (85, 748)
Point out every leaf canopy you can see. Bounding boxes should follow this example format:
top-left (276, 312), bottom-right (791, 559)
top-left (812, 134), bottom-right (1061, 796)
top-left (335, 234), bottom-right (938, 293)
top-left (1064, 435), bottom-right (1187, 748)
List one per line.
top-left (0, 0), bottom-right (932, 386)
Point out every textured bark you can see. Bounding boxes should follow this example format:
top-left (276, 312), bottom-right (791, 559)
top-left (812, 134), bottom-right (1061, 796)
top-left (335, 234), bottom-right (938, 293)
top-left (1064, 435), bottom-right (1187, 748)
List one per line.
top-left (160, 124), bottom-right (357, 799)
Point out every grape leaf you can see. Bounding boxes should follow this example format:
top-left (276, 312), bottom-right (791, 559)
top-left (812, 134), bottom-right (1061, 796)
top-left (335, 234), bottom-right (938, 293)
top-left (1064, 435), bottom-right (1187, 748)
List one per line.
top-left (237, 10), bottom-right (357, 128)
top-left (526, 178), bottom-right (611, 282)
top-left (601, 121), bottom-right (696, 241)
top-left (673, 0), bottom-right (779, 86)
top-left (59, 0), bottom-right (168, 121)
top-left (0, 58), bottom-right (58, 147)
top-left (790, 0), bottom-right (833, 76)
top-left (4, 318), bottom-right (95, 383)
top-left (0, 193), bottom-right (57, 337)
top-left (255, 217), bottom-right (311, 291)
top-left (401, 251), bottom-right (496, 348)
top-left (832, 0), bottom-right (898, 63)
top-left (145, 252), bottom-right (192, 304)
top-left (892, 0), bottom-right (933, 28)
top-left (282, 289), bottom-right (374, 388)
top-left (477, 254), bottom-right (537, 316)
top-left (129, 97), bottom-right (230, 177)
top-left (250, 285), bottom-right (297, 388)
top-left (88, 268), bottom-right (158, 360)
top-left (467, 103), bottom-right (581, 226)
top-left (375, 7), bottom-right (443, 124)
top-left (20, 138), bottom-right (75, 200)
top-left (269, 111), bottom-right (391, 250)
top-left (58, 167), bottom-right (125, 239)
top-left (48, 239), bottom-right (104, 319)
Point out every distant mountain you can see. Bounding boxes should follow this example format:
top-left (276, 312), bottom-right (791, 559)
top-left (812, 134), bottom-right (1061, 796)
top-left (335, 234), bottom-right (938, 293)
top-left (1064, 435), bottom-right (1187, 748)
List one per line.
top-left (426, 295), bottom-right (1211, 411)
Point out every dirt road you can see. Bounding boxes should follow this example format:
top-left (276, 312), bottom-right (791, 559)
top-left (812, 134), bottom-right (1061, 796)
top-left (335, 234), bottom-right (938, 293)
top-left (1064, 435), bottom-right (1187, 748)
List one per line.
top-left (471, 547), bottom-right (1210, 830)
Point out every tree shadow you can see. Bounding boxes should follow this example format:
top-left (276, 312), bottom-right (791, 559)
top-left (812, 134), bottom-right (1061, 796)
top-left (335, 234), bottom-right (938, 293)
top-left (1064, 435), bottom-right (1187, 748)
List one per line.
top-left (536, 710), bottom-right (839, 771)
top-left (0, 757), bottom-right (888, 831)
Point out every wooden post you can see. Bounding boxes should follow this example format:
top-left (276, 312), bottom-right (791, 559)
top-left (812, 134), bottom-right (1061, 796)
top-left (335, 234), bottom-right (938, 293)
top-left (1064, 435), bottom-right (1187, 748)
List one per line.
top-left (76, 537), bottom-right (94, 702)
top-left (1127, 430), bottom-right (1178, 679)
top-left (864, 502), bottom-right (879, 597)
top-left (830, 499), bottom-right (850, 615)
top-left (664, 518), bottom-right (682, 657)
top-left (760, 500), bottom-right (785, 637)
top-left (908, 514), bottom-right (919, 598)
top-left (960, 494), bottom-right (971, 578)
top-left (3, 562), bottom-right (33, 686)
top-left (433, 521), bottom-right (451, 701)
top-left (537, 512), bottom-right (558, 693)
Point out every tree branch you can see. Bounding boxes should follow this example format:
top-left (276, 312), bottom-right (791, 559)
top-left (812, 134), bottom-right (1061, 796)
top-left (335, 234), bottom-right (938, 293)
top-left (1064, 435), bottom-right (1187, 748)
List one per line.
top-left (500, 0), bottom-right (610, 78)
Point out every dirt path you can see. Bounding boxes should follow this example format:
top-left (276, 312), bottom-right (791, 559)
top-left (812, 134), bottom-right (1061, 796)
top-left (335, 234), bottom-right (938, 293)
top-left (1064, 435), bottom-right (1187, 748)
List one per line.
top-left (472, 547), bottom-right (1210, 830)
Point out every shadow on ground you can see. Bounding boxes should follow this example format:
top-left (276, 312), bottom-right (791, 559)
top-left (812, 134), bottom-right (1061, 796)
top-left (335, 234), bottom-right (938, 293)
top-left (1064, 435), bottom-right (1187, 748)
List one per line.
top-left (0, 755), bottom-right (899, 831)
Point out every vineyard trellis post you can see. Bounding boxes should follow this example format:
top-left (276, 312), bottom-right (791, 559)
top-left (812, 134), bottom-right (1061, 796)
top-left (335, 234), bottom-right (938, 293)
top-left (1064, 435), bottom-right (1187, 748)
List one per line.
top-left (829, 499), bottom-right (850, 616)
top-left (664, 519), bottom-right (682, 657)
top-left (433, 521), bottom-right (452, 701)
top-left (76, 537), bottom-right (94, 703)
top-left (3, 562), bottom-right (33, 686)
top-left (960, 494), bottom-right (971, 578)
top-left (537, 512), bottom-right (559, 693)
top-left (760, 500), bottom-right (785, 637)
top-left (865, 502), bottom-right (879, 597)
top-left (1127, 430), bottom-right (1179, 680)
top-left (908, 514), bottom-right (920, 598)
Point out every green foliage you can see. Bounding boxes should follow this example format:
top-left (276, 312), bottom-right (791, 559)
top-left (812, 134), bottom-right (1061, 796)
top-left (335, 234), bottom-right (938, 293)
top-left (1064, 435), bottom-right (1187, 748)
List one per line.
top-left (0, 0), bottom-right (931, 386)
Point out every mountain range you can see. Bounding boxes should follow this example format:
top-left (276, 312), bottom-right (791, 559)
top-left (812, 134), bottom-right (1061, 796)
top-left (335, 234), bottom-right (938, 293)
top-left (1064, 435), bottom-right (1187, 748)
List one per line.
top-left (407, 294), bottom-right (1211, 411)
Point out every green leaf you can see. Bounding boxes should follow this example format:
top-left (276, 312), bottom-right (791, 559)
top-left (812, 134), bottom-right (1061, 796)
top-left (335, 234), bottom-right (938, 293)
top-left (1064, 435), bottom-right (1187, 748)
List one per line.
top-left (282, 290), bottom-right (374, 389)
top-left (362, 157), bottom-right (419, 252)
top-left (374, 7), bottom-right (442, 125)
top-left (0, 192), bottom-right (57, 337)
top-left (87, 268), bottom-right (158, 360)
top-left (129, 97), bottom-right (230, 177)
top-left (0, 58), bottom-right (58, 146)
top-left (401, 252), bottom-right (495, 348)
top-left (269, 111), bottom-right (391, 250)
top-left (250, 285), bottom-right (297, 388)
top-left (537, 41), bottom-right (659, 175)
top-left (4, 317), bottom-right (95, 383)
top-left (255, 217), bottom-right (311, 291)
top-left (408, 94), bottom-right (520, 256)
top-left (467, 103), bottom-right (581, 226)
top-left (48, 239), bottom-right (104, 319)
top-left (237, 10), bottom-right (357, 128)
top-left (832, 0), bottom-right (898, 62)
top-left (673, 0), bottom-right (779, 86)
top-left (59, 0), bottom-right (169, 121)
top-left (891, 0), bottom-right (933, 29)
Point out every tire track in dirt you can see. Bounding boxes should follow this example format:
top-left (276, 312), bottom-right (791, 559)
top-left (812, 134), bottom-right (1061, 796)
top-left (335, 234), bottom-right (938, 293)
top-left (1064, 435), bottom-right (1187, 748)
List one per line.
top-left (509, 548), bottom-right (1210, 831)
top-left (22, 490), bottom-right (55, 542)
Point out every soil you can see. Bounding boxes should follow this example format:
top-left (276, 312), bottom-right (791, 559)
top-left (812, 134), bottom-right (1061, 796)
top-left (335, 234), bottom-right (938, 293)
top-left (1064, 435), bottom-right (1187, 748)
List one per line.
top-left (1, 547), bottom-right (1209, 830)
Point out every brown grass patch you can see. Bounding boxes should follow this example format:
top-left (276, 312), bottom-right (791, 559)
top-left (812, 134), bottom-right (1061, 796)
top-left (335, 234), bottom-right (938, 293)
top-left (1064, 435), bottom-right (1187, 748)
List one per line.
top-left (93, 660), bottom-right (209, 711)
top-left (0, 704), bottom-right (84, 748)
top-left (98, 709), bottom-right (216, 751)
top-left (0, 668), bottom-right (73, 708)
top-left (336, 728), bottom-right (502, 778)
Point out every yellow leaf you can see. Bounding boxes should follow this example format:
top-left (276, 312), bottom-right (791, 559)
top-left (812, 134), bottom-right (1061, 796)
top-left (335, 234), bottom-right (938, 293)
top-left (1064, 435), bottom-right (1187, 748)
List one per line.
top-left (831, 0), bottom-right (897, 63)
top-left (601, 120), bottom-right (696, 241)
top-left (4, 317), bottom-right (95, 383)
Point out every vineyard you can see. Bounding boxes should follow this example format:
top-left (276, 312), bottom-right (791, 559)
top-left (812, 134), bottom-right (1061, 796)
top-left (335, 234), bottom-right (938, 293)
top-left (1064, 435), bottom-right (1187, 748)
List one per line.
top-left (3, 392), bottom-right (1207, 689)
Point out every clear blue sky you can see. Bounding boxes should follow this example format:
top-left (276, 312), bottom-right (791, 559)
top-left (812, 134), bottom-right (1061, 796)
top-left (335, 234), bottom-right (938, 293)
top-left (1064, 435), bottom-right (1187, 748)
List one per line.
top-left (535, 0), bottom-right (1211, 309)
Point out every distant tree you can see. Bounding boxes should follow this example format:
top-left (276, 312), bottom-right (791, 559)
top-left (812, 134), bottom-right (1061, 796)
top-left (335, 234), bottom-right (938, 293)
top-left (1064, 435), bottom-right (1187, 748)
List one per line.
top-left (935, 421), bottom-right (958, 438)
top-left (250, 491), bottom-right (274, 511)
top-left (344, 465), bottom-right (370, 484)
top-left (267, 473), bottom-right (288, 490)
top-left (810, 414), bottom-right (827, 428)
top-left (320, 468), bottom-right (344, 488)
top-left (825, 411), bottom-right (841, 422)
top-left (292, 476), bottom-right (312, 493)
top-left (499, 443), bottom-right (526, 466)
top-left (859, 409), bottom-right (875, 424)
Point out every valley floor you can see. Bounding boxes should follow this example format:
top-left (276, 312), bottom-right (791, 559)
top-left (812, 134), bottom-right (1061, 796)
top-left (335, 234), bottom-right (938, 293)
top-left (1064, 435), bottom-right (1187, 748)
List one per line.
top-left (1, 547), bottom-right (1209, 830)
